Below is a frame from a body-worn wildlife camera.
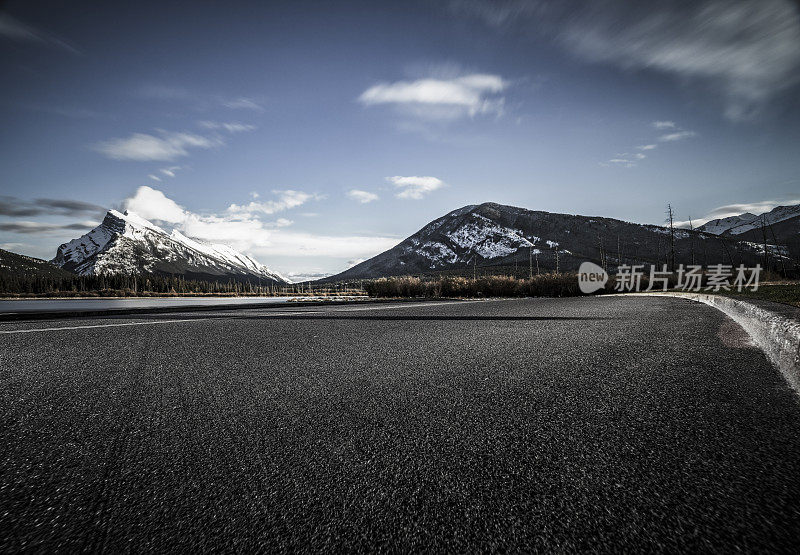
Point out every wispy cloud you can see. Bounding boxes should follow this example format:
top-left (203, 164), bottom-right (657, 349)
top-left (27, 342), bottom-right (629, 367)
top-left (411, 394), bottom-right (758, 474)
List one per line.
top-left (198, 121), bottom-right (257, 133)
top-left (160, 166), bottom-right (181, 178)
top-left (0, 13), bottom-right (80, 54)
top-left (137, 86), bottom-right (265, 112)
top-left (147, 174), bottom-right (161, 182)
top-left (602, 121), bottom-right (693, 168)
top-left (227, 190), bottom-right (319, 216)
top-left (93, 131), bottom-right (220, 161)
top-left (601, 158), bottom-right (636, 168)
top-left (346, 189), bottom-right (379, 204)
top-left (387, 176), bottom-right (446, 199)
top-left (222, 97), bottom-right (264, 112)
top-left (452, 0), bottom-right (800, 120)
top-left (359, 74), bottom-right (508, 120)
top-left (659, 130), bottom-right (697, 142)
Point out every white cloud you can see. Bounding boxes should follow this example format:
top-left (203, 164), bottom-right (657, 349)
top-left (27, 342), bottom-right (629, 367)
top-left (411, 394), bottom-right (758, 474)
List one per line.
top-left (359, 74), bottom-right (508, 119)
top-left (637, 144), bottom-right (657, 150)
top-left (633, 153), bottom-right (646, 160)
top-left (147, 174), bottom-right (161, 182)
top-left (228, 190), bottom-right (317, 216)
top-left (652, 121), bottom-right (676, 129)
top-left (659, 130), bottom-right (697, 141)
top-left (387, 176), bottom-right (446, 200)
top-left (223, 97), bottom-right (264, 111)
top-left (199, 121), bottom-right (257, 133)
top-left (122, 186), bottom-right (187, 223)
top-left (347, 189), bottom-right (379, 204)
top-left (117, 187), bottom-right (397, 262)
top-left (94, 131), bottom-right (219, 161)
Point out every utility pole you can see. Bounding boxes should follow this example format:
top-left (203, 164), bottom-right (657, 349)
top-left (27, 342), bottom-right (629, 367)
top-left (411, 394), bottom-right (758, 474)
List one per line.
top-left (529, 246), bottom-right (533, 279)
top-left (688, 217), bottom-right (695, 266)
top-left (667, 204), bottom-right (676, 272)
top-left (535, 250), bottom-right (540, 275)
top-left (597, 234), bottom-right (605, 269)
top-left (473, 257), bottom-right (476, 280)
top-left (768, 220), bottom-right (788, 277)
top-left (555, 245), bottom-right (560, 274)
top-left (761, 216), bottom-right (770, 271)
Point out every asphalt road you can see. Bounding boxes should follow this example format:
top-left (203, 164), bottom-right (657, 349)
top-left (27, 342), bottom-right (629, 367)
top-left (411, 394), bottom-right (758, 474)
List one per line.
top-left (2, 297), bottom-right (799, 552)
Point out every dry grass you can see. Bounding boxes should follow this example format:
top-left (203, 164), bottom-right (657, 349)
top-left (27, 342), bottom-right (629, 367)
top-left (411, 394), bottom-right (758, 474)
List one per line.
top-left (364, 274), bottom-right (587, 298)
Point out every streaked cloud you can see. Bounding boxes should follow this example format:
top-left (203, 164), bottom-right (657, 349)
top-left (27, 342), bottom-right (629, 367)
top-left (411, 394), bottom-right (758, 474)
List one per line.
top-left (346, 189), bottom-right (379, 204)
top-left (93, 131), bottom-right (220, 161)
top-left (0, 13), bottom-right (79, 54)
top-left (0, 197), bottom-right (104, 218)
top-left (452, 0), bottom-right (800, 120)
top-left (359, 74), bottom-right (508, 119)
top-left (637, 144), bottom-right (657, 150)
top-left (652, 121), bottom-right (676, 129)
top-left (0, 220), bottom-right (98, 234)
top-left (387, 175), bottom-right (445, 199)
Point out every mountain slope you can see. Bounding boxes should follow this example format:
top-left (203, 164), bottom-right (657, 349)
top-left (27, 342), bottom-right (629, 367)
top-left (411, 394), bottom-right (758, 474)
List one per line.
top-left (698, 204), bottom-right (800, 235)
top-left (327, 202), bottom-right (769, 281)
top-left (1, 248), bottom-right (76, 280)
top-left (52, 209), bottom-right (288, 284)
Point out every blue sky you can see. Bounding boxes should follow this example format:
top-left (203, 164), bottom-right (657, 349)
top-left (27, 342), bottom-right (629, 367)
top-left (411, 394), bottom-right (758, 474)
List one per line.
top-left (1, 0), bottom-right (799, 279)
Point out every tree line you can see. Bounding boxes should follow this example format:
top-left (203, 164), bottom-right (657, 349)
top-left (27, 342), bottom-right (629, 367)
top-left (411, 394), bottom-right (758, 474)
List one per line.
top-left (0, 272), bottom-right (295, 296)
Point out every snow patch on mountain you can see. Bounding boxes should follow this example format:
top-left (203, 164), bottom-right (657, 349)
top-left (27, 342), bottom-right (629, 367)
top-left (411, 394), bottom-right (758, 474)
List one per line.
top-left (699, 205), bottom-right (800, 235)
top-left (444, 213), bottom-right (534, 259)
top-left (53, 209), bottom-right (287, 282)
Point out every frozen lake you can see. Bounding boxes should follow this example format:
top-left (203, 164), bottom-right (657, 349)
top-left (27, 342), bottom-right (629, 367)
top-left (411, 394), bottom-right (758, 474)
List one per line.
top-left (0, 296), bottom-right (298, 314)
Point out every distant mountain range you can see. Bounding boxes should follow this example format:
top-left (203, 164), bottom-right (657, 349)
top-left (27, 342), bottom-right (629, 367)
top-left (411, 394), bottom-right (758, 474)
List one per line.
top-left (326, 202), bottom-right (798, 281)
top-left (3, 202), bottom-right (797, 285)
top-left (51, 210), bottom-right (288, 284)
top-left (696, 204), bottom-right (800, 235)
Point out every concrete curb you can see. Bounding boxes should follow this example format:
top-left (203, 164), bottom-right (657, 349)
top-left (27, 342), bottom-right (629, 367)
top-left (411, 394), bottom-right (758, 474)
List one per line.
top-left (637, 292), bottom-right (800, 393)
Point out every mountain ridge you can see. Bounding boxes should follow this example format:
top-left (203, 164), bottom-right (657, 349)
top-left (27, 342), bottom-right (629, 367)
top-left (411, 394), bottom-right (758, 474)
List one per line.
top-left (325, 202), bottom-right (782, 281)
top-left (52, 209), bottom-right (288, 284)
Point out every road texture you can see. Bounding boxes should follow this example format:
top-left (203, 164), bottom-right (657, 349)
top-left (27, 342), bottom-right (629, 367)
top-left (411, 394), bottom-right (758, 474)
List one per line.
top-left (1, 296), bottom-right (799, 552)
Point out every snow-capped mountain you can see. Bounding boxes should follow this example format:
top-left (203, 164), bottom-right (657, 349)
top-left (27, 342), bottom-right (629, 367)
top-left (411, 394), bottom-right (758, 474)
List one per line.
top-left (52, 209), bottom-right (288, 283)
top-left (325, 202), bottom-right (766, 281)
top-left (698, 204), bottom-right (800, 235)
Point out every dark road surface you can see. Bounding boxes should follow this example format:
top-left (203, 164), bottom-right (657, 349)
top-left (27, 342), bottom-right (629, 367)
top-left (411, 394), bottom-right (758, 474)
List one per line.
top-left (1, 297), bottom-right (799, 552)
